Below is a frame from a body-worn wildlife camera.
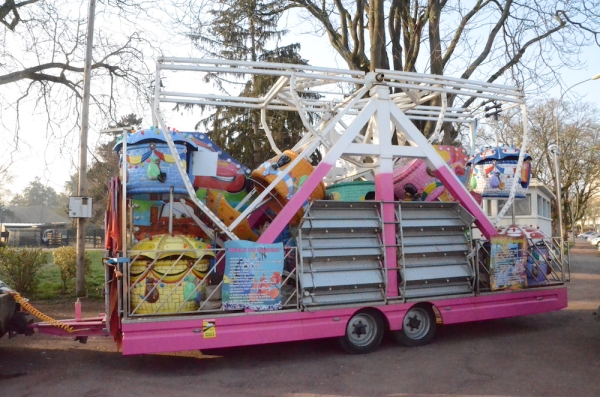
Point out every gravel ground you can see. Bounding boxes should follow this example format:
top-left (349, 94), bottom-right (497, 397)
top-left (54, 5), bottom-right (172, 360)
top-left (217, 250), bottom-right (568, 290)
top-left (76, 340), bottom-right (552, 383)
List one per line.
top-left (1, 238), bottom-right (599, 397)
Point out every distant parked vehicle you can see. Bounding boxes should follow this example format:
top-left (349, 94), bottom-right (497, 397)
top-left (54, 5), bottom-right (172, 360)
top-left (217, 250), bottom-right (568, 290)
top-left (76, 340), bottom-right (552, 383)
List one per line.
top-left (578, 231), bottom-right (596, 238)
top-left (590, 236), bottom-right (600, 246)
top-left (586, 232), bottom-right (600, 241)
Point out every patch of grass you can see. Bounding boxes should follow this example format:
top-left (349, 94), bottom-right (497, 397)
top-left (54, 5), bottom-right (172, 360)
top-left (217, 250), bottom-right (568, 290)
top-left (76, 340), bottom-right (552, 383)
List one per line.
top-left (34, 249), bottom-right (105, 300)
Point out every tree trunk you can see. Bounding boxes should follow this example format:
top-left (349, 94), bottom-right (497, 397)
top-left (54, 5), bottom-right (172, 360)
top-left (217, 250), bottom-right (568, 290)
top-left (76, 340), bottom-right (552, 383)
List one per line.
top-left (422, 0), bottom-right (445, 140)
top-left (250, 12), bottom-right (261, 168)
top-left (369, 0), bottom-right (388, 70)
top-left (428, 0), bottom-right (443, 76)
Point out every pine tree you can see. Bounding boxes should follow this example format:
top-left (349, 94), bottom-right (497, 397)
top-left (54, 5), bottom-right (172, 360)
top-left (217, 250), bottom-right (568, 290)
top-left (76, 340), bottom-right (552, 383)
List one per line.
top-left (189, 0), bottom-right (285, 63)
top-left (188, 0), bottom-right (312, 168)
top-left (196, 44), bottom-right (316, 168)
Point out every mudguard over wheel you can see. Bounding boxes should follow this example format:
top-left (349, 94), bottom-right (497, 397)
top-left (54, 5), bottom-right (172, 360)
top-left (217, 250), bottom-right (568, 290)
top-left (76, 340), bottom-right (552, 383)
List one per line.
top-left (394, 303), bottom-right (437, 347)
top-left (339, 309), bottom-right (384, 354)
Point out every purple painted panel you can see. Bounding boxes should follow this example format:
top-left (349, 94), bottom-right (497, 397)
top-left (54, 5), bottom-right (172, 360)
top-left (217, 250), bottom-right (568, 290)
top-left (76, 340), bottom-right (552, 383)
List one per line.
top-left (119, 286), bottom-right (566, 355)
top-left (121, 306), bottom-right (388, 355)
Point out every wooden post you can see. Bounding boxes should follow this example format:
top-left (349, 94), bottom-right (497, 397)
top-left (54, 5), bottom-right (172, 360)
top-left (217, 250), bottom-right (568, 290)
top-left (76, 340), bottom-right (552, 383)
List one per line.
top-left (76, 0), bottom-right (96, 297)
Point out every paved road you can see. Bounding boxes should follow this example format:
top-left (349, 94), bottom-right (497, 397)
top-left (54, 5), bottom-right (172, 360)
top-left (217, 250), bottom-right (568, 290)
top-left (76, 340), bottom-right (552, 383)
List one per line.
top-left (2, 239), bottom-right (600, 397)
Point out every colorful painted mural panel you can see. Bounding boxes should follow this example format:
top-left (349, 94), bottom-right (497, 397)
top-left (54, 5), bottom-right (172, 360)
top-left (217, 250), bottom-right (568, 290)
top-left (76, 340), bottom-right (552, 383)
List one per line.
top-left (223, 241), bottom-right (284, 311)
top-left (489, 235), bottom-right (528, 290)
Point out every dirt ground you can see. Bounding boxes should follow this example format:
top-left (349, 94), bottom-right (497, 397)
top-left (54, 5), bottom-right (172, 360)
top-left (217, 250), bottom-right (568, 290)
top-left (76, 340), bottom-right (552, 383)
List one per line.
top-left (26, 297), bottom-right (106, 321)
top-left (2, 239), bottom-right (600, 397)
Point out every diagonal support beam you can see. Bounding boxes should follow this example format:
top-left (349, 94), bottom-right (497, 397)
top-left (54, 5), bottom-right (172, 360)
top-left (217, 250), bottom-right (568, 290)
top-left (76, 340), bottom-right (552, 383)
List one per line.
top-left (258, 99), bottom-right (378, 243)
top-left (389, 105), bottom-right (498, 239)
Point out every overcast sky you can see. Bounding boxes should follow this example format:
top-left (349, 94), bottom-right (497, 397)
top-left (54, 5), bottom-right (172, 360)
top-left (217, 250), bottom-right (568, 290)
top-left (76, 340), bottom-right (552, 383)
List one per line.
top-left (4, 5), bottom-right (600, 198)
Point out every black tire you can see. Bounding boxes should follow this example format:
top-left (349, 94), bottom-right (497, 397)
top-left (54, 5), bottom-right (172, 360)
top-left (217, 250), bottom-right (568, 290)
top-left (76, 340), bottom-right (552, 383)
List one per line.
top-left (393, 303), bottom-right (437, 347)
top-left (339, 309), bottom-right (385, 354)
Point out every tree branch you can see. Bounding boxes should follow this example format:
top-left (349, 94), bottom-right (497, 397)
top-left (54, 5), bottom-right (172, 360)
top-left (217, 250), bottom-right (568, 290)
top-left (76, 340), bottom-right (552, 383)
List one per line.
top-left (0, 0), bottom-right (40, 31)
top-left (460, 0), bottom-right (513, 81)
top-left (0, 61), bottom-right (120, 86)
top-left (462, 10), bottom-right (567, 109)
top-left (442, 0), bottom-right (489, 68)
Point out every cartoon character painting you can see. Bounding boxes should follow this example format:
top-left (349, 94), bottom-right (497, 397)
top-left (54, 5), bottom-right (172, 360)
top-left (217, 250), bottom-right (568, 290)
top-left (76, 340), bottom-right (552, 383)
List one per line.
top-left (187, 133), bottom-right (251, 194)
top-left (467, 147), bottom-right (532, 198)
top-left (249, 271), bottom-right (282, 301)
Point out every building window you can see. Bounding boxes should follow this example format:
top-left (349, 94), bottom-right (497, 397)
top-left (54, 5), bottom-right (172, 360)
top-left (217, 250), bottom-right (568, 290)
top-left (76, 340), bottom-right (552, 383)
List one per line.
top-left (483, 199), bottom-right (493, 216)
top-left (537, 195), bottom-right (551, 218)
top-left (498, 194), bottom-right (531, 216)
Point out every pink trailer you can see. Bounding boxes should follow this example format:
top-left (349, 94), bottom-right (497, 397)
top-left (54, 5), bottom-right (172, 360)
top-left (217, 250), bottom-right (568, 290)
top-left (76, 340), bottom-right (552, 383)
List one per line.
top-left (37, 60), bottom-right (568, 355)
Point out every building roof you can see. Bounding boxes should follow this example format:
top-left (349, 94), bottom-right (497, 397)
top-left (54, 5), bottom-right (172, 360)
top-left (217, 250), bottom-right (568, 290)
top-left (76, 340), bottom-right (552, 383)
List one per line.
top-left (4, 206), bottom-right (71, 225)
top-left (528, 178), bottom-right (556, 200)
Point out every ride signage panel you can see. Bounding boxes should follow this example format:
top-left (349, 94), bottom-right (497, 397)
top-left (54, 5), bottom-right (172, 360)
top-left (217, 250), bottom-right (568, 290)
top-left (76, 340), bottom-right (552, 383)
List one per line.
top-left (223, 241), bottom-right (284, 311)
top-left (489, 235), bottom-right (527, 290)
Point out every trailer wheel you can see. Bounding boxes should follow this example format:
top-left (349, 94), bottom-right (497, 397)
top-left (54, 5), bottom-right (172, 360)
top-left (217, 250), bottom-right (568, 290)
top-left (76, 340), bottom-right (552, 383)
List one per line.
top-left (394, 303), bottom-right (437, 347)
top-left (339, 309), bottom-right (384, 354)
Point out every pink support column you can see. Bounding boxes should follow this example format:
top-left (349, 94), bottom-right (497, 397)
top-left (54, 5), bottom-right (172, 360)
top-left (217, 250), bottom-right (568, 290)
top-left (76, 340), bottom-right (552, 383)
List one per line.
top-left (371, 84), bottom-right (399, 298)
top-left (388, 105), bottom-right (498, 239)
top-left (258, 99), bottom-right (377, 244)
top-left (375, 172), bottom-right (399, 298)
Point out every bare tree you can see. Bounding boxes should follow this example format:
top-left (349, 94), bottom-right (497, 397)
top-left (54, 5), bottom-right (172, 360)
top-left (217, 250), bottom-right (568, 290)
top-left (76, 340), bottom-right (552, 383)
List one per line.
top-left (0, 0), bottom-right (158, 185)
top-left (282, 0), bottom-right (600, 142)
top-left (498, 99), bottom-right (600, 236)
top-left (0, 0), bottom-right (40, 31)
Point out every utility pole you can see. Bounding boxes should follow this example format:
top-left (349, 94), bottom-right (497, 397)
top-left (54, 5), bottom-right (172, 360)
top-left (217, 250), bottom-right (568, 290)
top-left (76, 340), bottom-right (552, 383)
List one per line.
top-left (76, 0), bottom-right (96, 297)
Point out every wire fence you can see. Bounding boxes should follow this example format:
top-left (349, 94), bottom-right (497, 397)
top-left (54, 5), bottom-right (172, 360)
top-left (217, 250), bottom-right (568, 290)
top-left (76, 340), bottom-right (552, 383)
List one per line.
top-left (4, 227), bottom-right (105, 248)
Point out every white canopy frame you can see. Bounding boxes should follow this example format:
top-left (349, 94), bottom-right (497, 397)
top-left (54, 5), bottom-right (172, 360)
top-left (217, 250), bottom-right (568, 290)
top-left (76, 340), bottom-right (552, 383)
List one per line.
top-left (147, 57), bottom-right (527, 243)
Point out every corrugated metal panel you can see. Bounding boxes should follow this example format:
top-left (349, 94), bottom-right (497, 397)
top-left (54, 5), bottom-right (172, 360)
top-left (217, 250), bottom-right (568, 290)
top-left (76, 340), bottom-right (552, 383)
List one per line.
top-left (404, 255), bottom-right (468, 267)
top-left (302, 246), bottom-right (383, 259)
top-left (301, 270), bottom-right (384, 290)
top-left (402, 233), bottom-right (467, 246)
top-left (401, 263), bottom-right (472, 281)
top-left (402, 244), bottom-right (469, 255)
top-left (398, 201), bottom-right (475, 299)
top-left (303, 258), bottom-right (382, 272)
top-left (300, 234), bottom-right (380, 249)
top-left (298, 201), bottom-right (386, 306)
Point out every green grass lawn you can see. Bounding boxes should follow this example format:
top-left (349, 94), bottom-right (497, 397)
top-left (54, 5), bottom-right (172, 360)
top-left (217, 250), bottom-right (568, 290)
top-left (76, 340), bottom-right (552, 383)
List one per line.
top-left (35, 249), bottom-right (106, 300)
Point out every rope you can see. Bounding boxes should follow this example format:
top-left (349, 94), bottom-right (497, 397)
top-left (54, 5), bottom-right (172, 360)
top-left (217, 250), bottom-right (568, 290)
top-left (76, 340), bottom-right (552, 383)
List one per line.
top-left (10, 292), bottom-right (76, 333)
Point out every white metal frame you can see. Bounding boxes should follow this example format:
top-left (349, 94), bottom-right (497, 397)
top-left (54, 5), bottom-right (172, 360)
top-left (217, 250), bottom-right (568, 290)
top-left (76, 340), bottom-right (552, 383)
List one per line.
top-left (146, 57), bottom-right (528, 243)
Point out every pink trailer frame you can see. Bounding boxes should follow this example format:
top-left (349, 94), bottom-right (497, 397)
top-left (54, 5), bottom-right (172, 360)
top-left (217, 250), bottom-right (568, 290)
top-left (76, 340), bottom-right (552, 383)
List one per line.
top-left (36, 59), bottom-right (568, 354)
top-left (120, 288), bottom-right (566, 355)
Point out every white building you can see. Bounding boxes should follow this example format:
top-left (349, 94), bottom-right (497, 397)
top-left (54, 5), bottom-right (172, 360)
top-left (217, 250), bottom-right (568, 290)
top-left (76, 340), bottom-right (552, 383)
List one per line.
top-left (481, 178), bottom-right (555, 237)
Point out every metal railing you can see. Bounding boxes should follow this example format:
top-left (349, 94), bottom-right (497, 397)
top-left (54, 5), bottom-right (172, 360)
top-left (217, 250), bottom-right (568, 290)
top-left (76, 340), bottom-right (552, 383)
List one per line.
top-left (475, 237), bottom-right (568, 293)
top-left (120, 246), bottom-right (299, 318)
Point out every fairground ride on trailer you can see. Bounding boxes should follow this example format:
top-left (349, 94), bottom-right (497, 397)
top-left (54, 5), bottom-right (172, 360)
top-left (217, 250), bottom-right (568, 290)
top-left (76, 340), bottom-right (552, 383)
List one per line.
top-left (32, 59), bottom-right (569, 355)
